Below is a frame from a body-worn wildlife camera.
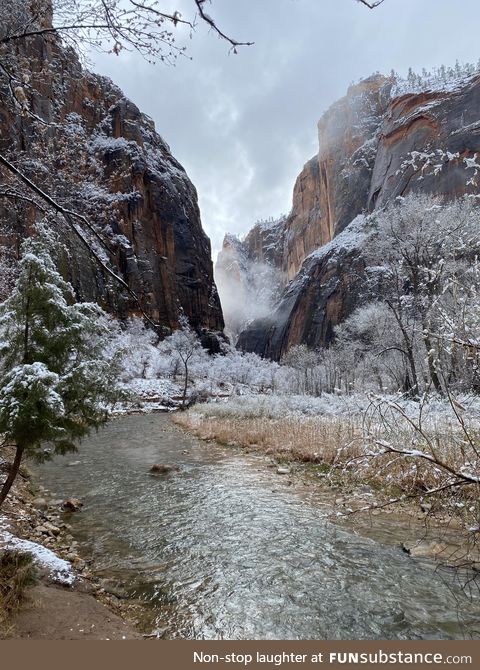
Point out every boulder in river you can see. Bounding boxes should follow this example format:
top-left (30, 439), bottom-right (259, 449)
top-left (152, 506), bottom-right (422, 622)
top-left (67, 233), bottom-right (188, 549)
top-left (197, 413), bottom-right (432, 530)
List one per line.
top-left (149, 464), bottom-right (178, 475)
top-left (62, 498), bottom-right (83, 512)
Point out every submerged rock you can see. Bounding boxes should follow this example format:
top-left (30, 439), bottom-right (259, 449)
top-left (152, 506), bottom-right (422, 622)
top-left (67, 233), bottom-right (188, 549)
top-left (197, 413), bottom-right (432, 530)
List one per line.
top-left (149, 464), bottom-right (178, 475)
top-left (62, 498), bottom-right (83, 512)
top-left (402, 540), bottom-right (450, 558)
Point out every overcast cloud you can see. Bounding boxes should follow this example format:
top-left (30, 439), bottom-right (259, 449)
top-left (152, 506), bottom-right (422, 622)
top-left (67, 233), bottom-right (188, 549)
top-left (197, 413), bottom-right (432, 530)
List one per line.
top-left (91, 0), bottom-right (480, 256)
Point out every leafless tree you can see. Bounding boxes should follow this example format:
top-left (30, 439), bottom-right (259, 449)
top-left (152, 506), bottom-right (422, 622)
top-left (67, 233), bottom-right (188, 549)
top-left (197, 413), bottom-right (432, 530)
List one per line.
top-left (158, 316), bottom-right (203, 407)
top-left (0, 1), bottom-right (253, 62)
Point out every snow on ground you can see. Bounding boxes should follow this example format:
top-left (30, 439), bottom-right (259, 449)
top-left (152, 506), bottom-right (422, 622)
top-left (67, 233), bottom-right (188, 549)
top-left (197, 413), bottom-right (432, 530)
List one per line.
top-left (113, 377), bottom-right (182, 414)
top-left (189, 391), bottom-right (480, 426)
top-left (0, 516), bottom-right (75, 586)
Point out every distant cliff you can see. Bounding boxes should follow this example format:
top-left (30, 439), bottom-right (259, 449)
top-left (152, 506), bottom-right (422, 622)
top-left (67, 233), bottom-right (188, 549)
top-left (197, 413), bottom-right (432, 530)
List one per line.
top-left (225, 72), bottom-right (480, 359)
top-left (0, 1), bottom-right (224, 336)
top-left (215, 220), bottom-right (284, 342)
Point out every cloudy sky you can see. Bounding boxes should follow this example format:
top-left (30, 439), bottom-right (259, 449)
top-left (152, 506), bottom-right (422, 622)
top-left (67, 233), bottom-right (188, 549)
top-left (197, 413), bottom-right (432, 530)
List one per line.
top-left (91, 0), bottom-right (480, 257)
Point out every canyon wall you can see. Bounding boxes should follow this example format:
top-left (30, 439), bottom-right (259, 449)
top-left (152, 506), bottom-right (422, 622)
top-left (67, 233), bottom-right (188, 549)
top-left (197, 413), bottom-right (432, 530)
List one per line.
top-left (0, 1), bottom-right (224, 336)
top-left (227, 73), bottom-right (480, 359)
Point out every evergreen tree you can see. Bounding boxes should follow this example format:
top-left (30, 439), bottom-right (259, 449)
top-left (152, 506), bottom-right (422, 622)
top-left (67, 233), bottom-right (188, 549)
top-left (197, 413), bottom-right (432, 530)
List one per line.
top-left (0, 222), bottom-right (123, 507)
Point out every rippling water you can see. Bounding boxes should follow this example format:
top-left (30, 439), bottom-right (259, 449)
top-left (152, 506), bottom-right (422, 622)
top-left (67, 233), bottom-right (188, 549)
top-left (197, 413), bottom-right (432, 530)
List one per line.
top-left (34, 414), bottom-right (479, 639)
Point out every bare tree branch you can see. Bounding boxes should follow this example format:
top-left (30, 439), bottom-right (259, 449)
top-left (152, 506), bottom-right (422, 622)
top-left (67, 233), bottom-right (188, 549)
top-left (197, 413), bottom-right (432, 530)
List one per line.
top-left (0, 1), bottom-right (254, 59)
top-left (372, 437), bottom-right (480, 485)
top-left (193, 0), bottom-right (254, 51)
top-left (338, 478), bottom-right (470, 519)
top-left (356, 0), bottom-right (385, 7)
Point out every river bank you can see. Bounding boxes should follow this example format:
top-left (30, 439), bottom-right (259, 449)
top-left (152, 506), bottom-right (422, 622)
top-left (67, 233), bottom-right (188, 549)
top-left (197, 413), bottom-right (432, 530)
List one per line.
top-left (173, 395), bottom-right (480, 571)
top-left (2, 412), bottom-right (480, 639)
top-left (0, 446), bottom-right (142, 639)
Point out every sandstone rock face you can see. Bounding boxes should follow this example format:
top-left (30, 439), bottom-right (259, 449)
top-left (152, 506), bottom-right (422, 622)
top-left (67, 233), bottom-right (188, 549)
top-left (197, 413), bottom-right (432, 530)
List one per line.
top-left (238, 216), bottom-right (371, 357)
top-left (368, 77), bottom-right (480, 209)
top-left (235, 74), bottom-right (480, 359)
top-left (284, 75), bottom-right (393, 282)
top-left (0, 4), bottom-right (223, 335)
top-left (283, 156), bottom-right (324, 282)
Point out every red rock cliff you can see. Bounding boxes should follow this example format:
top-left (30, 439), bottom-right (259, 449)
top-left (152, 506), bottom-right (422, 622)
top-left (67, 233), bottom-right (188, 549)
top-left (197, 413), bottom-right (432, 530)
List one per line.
top-left (236, 73), bottom-right (480, 359)
top-left (0, 1), bottom-right (224, 335)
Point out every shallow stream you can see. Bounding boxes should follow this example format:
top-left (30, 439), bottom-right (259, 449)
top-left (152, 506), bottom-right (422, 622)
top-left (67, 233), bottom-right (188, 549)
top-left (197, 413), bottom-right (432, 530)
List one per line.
top-left (34, 413), bottom-right (479, 639)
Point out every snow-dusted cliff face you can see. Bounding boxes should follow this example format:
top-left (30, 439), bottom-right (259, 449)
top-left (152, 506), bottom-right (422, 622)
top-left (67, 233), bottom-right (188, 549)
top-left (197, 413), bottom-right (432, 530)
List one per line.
top-left (229, 72), bottom-right (480, 359)
top-left (215, 219), bottom-right (284, 342)
top-left (0, 2), bottom-right (223, 335)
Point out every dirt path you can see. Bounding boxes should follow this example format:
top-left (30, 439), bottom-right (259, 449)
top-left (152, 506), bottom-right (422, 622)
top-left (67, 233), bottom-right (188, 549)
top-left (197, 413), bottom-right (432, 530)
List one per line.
top-left (12, 582), bottom-right (141, 640)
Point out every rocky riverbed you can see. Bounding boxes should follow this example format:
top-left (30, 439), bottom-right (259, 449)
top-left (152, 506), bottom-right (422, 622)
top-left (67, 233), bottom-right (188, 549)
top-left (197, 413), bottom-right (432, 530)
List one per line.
top-left (0, 447), bottom-right (141, 639)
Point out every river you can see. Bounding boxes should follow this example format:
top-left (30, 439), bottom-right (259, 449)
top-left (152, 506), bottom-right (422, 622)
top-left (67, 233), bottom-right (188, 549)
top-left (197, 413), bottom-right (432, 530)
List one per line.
top-left (34, 413), bottom-right (479, 640)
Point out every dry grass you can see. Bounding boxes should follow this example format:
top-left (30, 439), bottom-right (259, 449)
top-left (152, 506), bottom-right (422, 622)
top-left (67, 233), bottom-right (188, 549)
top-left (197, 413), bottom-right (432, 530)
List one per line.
top-left (0, 550), bottom-right (37, 639)
top-left (174, 405), bottom-right (480, 515)
top-left (174, 412), bottom-right (361, 464)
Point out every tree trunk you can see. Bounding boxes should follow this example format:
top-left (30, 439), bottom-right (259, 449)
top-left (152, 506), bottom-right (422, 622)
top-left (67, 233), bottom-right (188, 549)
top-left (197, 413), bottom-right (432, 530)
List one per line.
top-left (405, 343), bottom-right (420, 398)
top-left (423, 331), bottom-right (443, 394)
top-left (0, 444), bottom-right (25, 508)
top-left (386, 302), bottom-right (419, 397)
top-left (182, 362), bottom-right (189, 408)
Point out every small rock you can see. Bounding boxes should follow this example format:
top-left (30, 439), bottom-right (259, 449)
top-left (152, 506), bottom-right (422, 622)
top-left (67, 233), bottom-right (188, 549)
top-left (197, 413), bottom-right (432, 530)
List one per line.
top-left (62, 498), bottom-right (83, 512)
top-left (149, 464), bottom-right (178, 474)
top-left (43, 522), bottom-right (61, 536)
top-left (276, 467), bottom-right (291, 475)
top-left (402, 540), bottom-right (449, 558)
top-left (35, 525), bottom-right (49, 534)
top-left (420, 502), bottom-right (433, 514)
top-left (32, 497), bottom-right (48, 510)
top-left (49, 499), bottom-right (64, 508)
